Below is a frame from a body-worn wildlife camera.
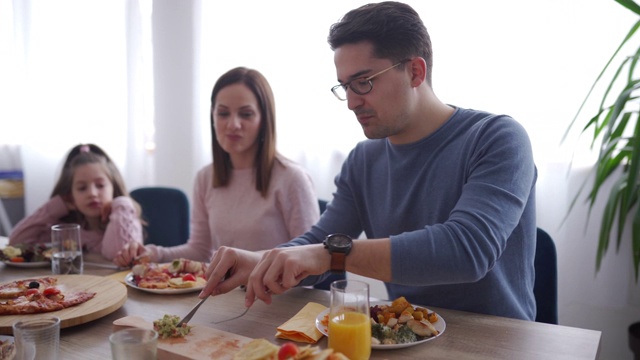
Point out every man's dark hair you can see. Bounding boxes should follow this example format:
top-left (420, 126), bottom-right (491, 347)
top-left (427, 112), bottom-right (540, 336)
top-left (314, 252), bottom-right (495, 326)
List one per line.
top-left (328, 1), bottom-right (433, 85)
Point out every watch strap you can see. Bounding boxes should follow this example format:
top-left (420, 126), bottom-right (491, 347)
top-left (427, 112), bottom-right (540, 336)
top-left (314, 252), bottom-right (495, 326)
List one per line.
top-left (330, 252), bottom-right (347, 273)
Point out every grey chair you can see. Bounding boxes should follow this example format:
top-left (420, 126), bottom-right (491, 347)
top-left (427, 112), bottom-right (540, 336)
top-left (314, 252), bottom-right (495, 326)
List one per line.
top-left (534, 227), bottom-right (558, 324)
top-left (130, 187), bottom-right (190, 247)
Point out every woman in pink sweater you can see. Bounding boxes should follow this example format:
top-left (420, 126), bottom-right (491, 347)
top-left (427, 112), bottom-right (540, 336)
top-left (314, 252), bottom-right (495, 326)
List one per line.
top-left (9, 144), bottom-right (144, 261)
top-left (114, 67), bottom-right (320, 266)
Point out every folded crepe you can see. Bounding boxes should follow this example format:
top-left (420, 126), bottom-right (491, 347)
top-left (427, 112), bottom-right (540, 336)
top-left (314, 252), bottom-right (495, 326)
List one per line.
top-left (275, 302), bottom-right (327, 344)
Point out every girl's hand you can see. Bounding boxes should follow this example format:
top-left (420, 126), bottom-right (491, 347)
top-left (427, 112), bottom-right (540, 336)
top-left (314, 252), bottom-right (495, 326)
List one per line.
top-left (113, 242), bottom-right (149, 267)
top-left (101, 201), bottom-right (113, 223)
top-left (62, 194), bottom-right (76, 211)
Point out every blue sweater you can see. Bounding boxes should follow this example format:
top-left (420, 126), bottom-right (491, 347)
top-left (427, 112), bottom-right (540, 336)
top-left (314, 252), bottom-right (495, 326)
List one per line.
top-left (287, 107), bottom-right (537, 320)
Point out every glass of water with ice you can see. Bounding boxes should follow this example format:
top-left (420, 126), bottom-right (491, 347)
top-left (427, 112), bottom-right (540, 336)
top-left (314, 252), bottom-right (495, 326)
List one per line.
top-left (51, 224), bottom-right (83, 275)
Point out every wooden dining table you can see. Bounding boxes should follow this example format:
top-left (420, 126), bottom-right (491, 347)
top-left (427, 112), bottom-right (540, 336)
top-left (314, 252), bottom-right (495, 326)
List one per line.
top-left (0, 236), bottom-right (601, 360)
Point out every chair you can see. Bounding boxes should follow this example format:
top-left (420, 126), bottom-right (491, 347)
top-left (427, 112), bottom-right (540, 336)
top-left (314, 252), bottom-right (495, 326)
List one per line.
top-left (318, 199), bottom-right (327, 214)
top-left (313, 199), bottom-right (347, 290)
top-left (534, 227), bottom-right (558, 324)
top-left (130, 187), bottom-right (190, 247)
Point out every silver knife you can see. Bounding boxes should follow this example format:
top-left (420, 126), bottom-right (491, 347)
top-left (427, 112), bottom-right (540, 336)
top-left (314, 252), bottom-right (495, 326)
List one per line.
top-left (176, 269), bottom-right (236, 327)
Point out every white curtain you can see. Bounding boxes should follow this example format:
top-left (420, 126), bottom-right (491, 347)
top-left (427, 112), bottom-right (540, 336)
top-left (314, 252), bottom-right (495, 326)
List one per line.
top-left (1, 1), bottom-right (639, 358)
top-left (0, 0), bottom-right (155, 207)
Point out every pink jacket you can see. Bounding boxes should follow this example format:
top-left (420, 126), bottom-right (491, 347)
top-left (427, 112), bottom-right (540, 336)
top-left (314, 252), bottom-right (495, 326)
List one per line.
top-left (9, 195), bottom-right (143, 260)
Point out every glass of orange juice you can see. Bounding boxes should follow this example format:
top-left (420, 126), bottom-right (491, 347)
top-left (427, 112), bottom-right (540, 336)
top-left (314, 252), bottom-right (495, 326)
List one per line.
top-left (328, 279), bottom-right (371, 360)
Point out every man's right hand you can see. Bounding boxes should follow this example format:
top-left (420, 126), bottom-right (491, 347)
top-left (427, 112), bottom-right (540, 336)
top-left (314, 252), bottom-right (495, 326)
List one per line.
top-left (198, 246), bottom-right (261, 300)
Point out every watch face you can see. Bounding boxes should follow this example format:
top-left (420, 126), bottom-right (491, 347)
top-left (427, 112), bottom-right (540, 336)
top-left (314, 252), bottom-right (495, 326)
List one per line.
top-left (330, 234), bottom-right (351, 248)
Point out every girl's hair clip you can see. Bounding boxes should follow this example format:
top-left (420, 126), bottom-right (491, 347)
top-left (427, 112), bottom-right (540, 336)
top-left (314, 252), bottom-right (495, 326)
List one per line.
top-left (80, 145), bottom-right (90, 153)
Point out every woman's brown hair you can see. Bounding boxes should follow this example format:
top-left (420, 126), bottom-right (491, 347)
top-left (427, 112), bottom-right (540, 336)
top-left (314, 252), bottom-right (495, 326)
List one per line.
top-left (210, 67), bottom-right (277, 197)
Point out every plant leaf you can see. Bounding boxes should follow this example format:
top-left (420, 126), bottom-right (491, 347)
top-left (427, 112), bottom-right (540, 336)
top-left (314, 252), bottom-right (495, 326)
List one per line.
top-left (562, 18), bottom-right (640, 143)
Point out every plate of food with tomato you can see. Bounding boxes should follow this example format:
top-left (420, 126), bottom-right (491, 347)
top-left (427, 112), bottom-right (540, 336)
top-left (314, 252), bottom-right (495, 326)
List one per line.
top-left (124, 258), bottom-right (208, 294)
top-left (1, 243), bottom-right (52, 268)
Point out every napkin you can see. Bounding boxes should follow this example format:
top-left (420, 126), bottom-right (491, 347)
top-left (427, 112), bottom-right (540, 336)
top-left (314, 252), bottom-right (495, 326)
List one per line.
top-left (275, 302), bottom-right (327, 344)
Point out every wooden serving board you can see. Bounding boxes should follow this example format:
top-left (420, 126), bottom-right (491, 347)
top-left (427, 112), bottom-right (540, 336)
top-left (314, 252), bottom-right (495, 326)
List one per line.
top-left (0, 274), bottom-right (127, 335)
top-left (114, 315), bottom-right (253, 360)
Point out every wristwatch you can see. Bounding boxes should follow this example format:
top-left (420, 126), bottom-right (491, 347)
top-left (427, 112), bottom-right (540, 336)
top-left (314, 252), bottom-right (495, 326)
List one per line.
top-left (323, 233), bottom-right (353, 273)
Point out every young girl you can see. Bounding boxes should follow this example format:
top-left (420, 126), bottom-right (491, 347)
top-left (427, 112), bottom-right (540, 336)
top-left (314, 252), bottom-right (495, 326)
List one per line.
top-left (114, 67), bottom-right (320, 265)
top-left (9, 144), bottom-right (143, 261)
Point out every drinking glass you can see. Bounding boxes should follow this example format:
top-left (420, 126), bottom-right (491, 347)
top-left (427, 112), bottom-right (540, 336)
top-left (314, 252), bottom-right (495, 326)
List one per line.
top-left (51, 223), bottom-right (83, 275)
top-left (328, 279), bottom-right (371, 360)
top-left (109, 328), bottom-right (158, 360)
top-left (12, 316), bottom-right (60, 360)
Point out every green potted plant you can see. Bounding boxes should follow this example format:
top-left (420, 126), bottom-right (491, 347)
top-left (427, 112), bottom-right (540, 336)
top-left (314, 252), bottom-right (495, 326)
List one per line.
top-left (564, 0), bottom-right (640, 356)
top-left (565, 0), bottom-right (640, 282)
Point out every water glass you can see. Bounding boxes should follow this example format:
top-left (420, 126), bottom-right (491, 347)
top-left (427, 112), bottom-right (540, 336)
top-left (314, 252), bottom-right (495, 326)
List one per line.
top-left (328, 279), bottom-right (371, 360)
top-left (51, 223), bottom-right (83, 275)
top-left (12, 316), bottom-right (60, 360)
top-left (109, 328), bottom-right (158, 360)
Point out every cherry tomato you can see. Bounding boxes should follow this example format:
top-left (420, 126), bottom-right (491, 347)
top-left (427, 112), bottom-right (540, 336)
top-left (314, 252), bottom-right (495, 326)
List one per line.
top-left (43, 287), bottom-right (61, 296)
top-left (278, 342), bottom-right (299, 360)
top-left (10, 257), bottom-right (25, 263)
top-left (182, 274), bottom-right (196, 282)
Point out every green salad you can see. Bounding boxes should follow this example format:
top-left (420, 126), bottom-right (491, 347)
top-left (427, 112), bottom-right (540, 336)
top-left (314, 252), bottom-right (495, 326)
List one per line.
top-left (1, 243), bottom-right (52, 263)
top-left (153, 314), bottom-right (192, 339)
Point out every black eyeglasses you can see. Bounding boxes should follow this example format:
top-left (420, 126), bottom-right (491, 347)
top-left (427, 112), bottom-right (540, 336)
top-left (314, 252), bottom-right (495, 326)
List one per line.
top-left (331, 61), bottom-right (406, 101)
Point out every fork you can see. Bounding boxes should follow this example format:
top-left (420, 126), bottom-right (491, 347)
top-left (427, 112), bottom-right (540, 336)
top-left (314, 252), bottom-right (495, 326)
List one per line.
top-left (177, 297), bottom-right (250, 326)
top-left (212, 306), bottom-right (249, 324)
top-left (176, 269), bottom-right (240, 327)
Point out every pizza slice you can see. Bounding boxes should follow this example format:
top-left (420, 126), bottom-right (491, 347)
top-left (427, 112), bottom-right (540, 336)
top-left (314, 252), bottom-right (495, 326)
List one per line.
top-left (137, 273), bottom-right (171, 289)
top-left (0, 277), bottom-right (57, 299)
top-left (132, 259), bottom-right (208, 289)
top-left (0, 277), bottom-right (96, 316)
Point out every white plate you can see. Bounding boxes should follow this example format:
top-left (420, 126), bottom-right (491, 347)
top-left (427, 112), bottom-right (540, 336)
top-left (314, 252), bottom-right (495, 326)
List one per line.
top-left (315, 301), bottom-right (446, 350)
top-left (124, 273), bottom-right (205, 294)
top-left (2, 260), bottom-right (50, 268)
top-left (0, 334), bottom-right (14, 356)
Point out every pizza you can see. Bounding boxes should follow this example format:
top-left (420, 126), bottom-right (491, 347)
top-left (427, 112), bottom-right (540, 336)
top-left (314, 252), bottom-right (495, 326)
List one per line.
top-left (0, 277), bottom-right (57, 299)
top-left (131, 258), bottom-right (207, 289)
top-left (0, 277), bottom-right (96, 315)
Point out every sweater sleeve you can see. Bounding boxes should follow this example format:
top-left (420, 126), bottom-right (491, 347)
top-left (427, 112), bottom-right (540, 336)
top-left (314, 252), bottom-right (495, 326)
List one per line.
top-left (100, 196), bottom-right (144, 260)
top-left (275, 161), bottom-right (320, 239)
top-left (9, 195), bottom-right (69, 245)
top-left (150, 167), bottom-right (213, 263)
top-left (390, 116), bottom-right (536, 285)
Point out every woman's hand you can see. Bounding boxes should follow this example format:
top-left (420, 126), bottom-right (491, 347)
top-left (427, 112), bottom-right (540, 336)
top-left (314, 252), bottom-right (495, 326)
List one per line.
top-left (113, 241), bottom-right (149, 267)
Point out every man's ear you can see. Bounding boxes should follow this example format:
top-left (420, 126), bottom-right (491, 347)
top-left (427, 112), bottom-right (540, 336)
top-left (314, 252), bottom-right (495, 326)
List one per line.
top-left (408, 57), bottom-right (427, 87)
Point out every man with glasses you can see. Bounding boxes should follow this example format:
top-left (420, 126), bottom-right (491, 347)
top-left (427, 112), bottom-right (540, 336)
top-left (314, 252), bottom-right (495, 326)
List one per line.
top-left (201, 1), bottom-right (537, 321)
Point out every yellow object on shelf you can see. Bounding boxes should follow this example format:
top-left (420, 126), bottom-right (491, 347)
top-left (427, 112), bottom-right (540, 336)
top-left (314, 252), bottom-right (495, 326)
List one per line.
top-left (0, 179), bottom-right (24, 198)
